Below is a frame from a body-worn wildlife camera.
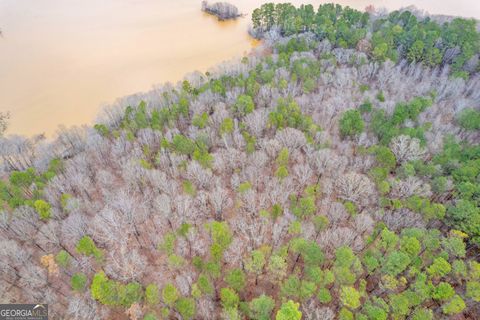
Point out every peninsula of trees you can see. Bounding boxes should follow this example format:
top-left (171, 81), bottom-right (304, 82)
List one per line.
top-left (201, 1), bottom-right (241, 20)
top-left (251, 3), bottom-right (479, 78)
top-left (0, 3), bottom-right (479, 320)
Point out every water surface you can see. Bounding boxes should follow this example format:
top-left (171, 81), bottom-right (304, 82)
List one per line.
top-left (0, 0), bottom-right (478, 136)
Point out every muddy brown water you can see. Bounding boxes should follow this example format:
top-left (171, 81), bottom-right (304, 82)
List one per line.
top-left (0, 0), bottom-right (478, 136)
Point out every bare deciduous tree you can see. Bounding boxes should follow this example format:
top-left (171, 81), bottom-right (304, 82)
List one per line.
top-left (390, 176), bottom-right (432, 199)
top-left (275, 128), bottom-right (307, 150)
top-left (390, 135), bottom-right (426, 163)
top-left (336, 172), bottom-right (376, 206)
top-left (302, 301), bottom-right (335, 320)
top-left (209, 186), bottom-right (232, 221)
top-left (105, 246), bottom-right (147, 282)
top-left (382, 209), bottom-right (426, 231)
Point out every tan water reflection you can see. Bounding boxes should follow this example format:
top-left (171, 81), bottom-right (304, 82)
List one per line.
top-left (0, 0), bottom-right (478, 136)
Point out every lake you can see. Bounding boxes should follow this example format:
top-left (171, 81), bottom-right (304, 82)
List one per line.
top-left (0, 0), bottom-right (479, 136)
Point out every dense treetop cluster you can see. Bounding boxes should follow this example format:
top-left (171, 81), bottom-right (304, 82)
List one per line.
top-left (0, 3), bottom-right (480, 320)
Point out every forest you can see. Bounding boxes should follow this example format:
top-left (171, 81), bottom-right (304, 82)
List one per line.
top-left (251, 3), bottom-right (479, 78)
top-left (0, 2), bottom-right (479, 320)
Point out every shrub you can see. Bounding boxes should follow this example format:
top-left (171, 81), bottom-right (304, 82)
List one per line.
top-left (34, 199), bottom-right (51, 220)
top-left (432, 282), bottom-right (455, 301)
top-left (447, 199), bottom-right (480, 245)
top-left (91, 272), bottom-right (116, 305)
top-left (317, 287), bottom-right (332, 303)
top-left (411, 308), bottom-right (433, 320)
top-left (158, 232), bottom-right (176, 254)
top-left (276, 148), bottom-right (289, 166)
top-left (442, 295), bottom-right (465, 315)
top-left (143, 314), bottom-right (157, 320)
top-left (269, 98), bottom-right (316, 134)
top-left (182, 180), bottom-right (197, 196)
top-left (220, 118), bottom-right (234, 135)
top-left (298, 280), bottom-right (317, 301)
top-left (60, 193), bottom-right (73, 210)
top-left (281, 275), bottom-right (301, 298)
top-left (90, 272), bottom-right (142, 307)
top-left (382, 252), bottom-right (410, 277)
top-left (55, 250), bottom-right (70, 268)
top-left (145, 284), bottom-right (159, 305)
top-left (225, 269), bottom-right (246, 292)
top-left (192, 112), bottom-right (209, 128)
top-left (359, 101), bottom-right (373, 113)
top-left (300, 241), bottom-right (324, 266)
top-left (339, 307), bottom-right (354, 320)
top-left (290, 195), bottom-right (316, 219)
top-left (339, 110), bottom-right (364, 138)
top-left (271, 204), bottom-right (284, 220)
top-left (466, 281), bottom-right (480, 302)
top-left (206, 221), bottom-right (233, 261)
top-left (389, 293), bottom-right (411, 317)
top-left (249, 295), bottom-right (275, 320)
top-left (71, 273), bottom-right (87, 292)
top-left (268, 255), bottom-right (288, 281)
top-left (340, 286), bottom-right (361, 309)
top-left (172, 134), bottom-right (196, 155)
top-left (376, 91), bottom-right (385, 102)
top-left (238, 181), bottom-right (252, 193)
top-left (94, 124), bottom-right (110, 136)
top-left (234, 94), bottom-right (255, 116)
top-left (175, 297), bottom-right (196, 319)
top-left (364, 303), bottom-right (387, 320)
top-left (168, 254), bottom-right (184, 269)
top-left (76, 236), bottom-right (103, 261)
top-left (220, 287), bottom-right (240, 309)
top-left (427, 257), bottom-right (451, 278)
top-left (400, 236), bottom-right (421, 257)
top-left (162, 283), bottom-right (179, 306)
top-left (275, 300), bottom-right (302, 320)
top-left (197, 274), bottom-right (214, 295)
top-left (457, 108), bottom-right (480, 130)
top-left (275, 166), bottom-right (289, 179)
